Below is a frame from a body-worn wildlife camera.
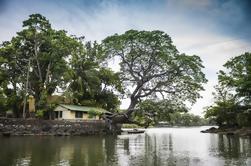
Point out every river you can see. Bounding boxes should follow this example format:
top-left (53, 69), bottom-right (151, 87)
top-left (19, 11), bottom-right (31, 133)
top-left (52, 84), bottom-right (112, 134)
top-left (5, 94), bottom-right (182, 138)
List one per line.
top-left (0, 126), bottom-right (250, 166)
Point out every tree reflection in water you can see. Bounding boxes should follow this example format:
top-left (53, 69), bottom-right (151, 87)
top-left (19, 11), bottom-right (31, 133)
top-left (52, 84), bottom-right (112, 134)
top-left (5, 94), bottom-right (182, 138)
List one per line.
top-left (0, 127), bottom-right (250, 166)
top-left (216, 134), bottom-right (251, 166)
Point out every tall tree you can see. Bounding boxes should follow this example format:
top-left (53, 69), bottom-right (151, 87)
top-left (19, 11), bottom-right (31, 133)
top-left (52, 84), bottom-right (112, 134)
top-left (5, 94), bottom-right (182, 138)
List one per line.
top-left (0, 14), bottom-right (81, 115)
top-left (102, 30), bottom-right (207, 124)
top-left (18, 14), bottom-right (80, 105)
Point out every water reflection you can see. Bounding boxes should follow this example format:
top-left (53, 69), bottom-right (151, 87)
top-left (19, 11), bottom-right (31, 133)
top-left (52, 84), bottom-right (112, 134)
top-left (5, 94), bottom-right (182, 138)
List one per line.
top-left (210, 134), bottom-right (251, 166)
top-left (0, 127), bottom-right (250, 166)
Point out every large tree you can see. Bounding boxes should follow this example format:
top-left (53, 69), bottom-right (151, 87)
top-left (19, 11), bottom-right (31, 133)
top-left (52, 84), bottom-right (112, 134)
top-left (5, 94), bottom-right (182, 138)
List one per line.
top-left (0, 14), bottom-right (81, 116)
top-left (102, 30), bottom-right (207, 124)
top-left (17, 14), bottom-right (80, 105)
top-left (0, 14), bottom-right (124, 117)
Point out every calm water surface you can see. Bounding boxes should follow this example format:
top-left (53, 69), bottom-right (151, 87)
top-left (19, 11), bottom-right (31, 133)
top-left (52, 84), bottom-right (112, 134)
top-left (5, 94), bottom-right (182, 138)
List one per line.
top-left (0, 126), bottom-right (250, 166)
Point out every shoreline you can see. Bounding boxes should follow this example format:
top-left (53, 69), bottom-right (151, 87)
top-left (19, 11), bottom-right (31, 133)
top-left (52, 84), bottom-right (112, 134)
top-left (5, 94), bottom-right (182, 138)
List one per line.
top-left (201, 126), bottom-right (251, 137)
top-left (0, 118), bottom-right (121, 136)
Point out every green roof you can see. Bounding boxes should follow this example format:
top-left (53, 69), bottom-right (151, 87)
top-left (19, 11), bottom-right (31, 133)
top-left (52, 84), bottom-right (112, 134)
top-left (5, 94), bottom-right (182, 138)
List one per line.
top-left (59, 104), bottom-right (112, 114)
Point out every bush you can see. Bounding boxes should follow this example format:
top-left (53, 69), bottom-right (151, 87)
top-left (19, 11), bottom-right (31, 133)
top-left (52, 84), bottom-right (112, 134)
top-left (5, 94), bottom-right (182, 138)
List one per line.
top-left (237, 113), bottom-right (251, 127)
top-left (122, 124), bottom-right (141, 128)
top-left (88, 109), bottom-right (101, 119)
top-left (36, 109), bottom-right (45, 118)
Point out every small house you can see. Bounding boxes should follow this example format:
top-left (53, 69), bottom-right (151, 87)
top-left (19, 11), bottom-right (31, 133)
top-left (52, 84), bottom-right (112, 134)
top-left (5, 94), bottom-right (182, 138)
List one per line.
top-left (54, 104), bottom-right (112, 120)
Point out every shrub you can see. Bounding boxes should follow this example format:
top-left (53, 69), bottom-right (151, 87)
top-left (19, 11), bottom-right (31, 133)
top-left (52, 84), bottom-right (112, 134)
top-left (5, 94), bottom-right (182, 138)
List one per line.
top-left (88, 109), bottom-right (101, 119)
top-left (237, 113), bottom-right (251, 127)
top-left (36, 109), bottom-right (45, 118)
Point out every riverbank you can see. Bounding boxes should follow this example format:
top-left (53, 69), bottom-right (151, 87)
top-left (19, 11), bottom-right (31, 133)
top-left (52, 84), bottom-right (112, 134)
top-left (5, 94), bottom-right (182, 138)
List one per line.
top-left (201, 126), bottom-right (251, 137)
top-left (0, 118), bottom-right (121, 136)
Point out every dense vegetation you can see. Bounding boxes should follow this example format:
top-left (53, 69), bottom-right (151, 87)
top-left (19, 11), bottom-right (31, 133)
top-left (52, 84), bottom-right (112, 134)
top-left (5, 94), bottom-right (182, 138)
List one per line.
top-left (1, 13), bottom-right (208, 126)
top-left (102, 29), bottom-right (207, 125)
top-left (0, 14), bottom-right (122, 118)
top-left (204, 52), bottom-right (251, 128)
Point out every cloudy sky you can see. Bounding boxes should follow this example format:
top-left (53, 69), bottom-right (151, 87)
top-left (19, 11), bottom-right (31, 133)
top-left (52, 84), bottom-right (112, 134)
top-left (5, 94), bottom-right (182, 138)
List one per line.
top-left (1, 0), bottom-right (251, 115)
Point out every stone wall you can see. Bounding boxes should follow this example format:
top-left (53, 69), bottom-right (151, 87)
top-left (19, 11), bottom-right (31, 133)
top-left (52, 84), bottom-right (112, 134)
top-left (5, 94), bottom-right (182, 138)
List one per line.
top-left (0, 118), bottom-right (121, 136)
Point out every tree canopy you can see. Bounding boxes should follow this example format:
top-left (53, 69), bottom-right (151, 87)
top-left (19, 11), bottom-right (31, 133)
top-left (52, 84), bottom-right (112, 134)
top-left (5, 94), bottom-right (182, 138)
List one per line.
top-left (0, 14), bottom-right (121, 117)
top-left (1, 14), bottom-right (208, 126)
top-left (205, 52), bottom-right (251, 127)
top-left (219, 52), bottom-right (251, 104)
top-left (102, 30), bottom-right (207, 123)
top-left (65, 41), bottom-right (123, 112)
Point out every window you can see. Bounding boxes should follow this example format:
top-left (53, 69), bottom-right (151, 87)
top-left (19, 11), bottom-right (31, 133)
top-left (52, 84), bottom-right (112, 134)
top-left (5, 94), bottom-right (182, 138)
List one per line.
top-left (75, 111), bottom-right (83, 118)
top-left (55, 111), bottom-right (58, 118)
top-left (55, 111), bottom-right (63, 119)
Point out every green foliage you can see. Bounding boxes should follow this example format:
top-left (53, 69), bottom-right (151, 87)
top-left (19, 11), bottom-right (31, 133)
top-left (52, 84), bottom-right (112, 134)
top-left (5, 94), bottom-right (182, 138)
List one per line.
top-left (0, 13), bottom-right (81, 116)
top-left (237, 113), bottom-right (251, 127)
top-left (0, 14), bottom-right (208, 123)
top-left (66, 41), bottom-right (122, 112)
top-left (204, 84), bottom-right (240, 127)
top-left (103, 30), bottom-right (207, 115)
top-left (218, 52), bottom-right (251, 103)
top-left (205, 52), bottom-right (251, 128)
top-left (35, 109), bottom-right (45, 118)
top-left (88, 109), bottom-right (102, 119)
top-left (135, 99), bottom-right (188, 124)
top-left (122, 124), bottom-right (141, 128)
top-left (0, 13), bottom-right (122, 116)
top-left (0, 88), bottom-right (7, 112)
top-left (135, 99), bottom-right (208, 126)
top-left (167, 112), bottom-right (208, 126)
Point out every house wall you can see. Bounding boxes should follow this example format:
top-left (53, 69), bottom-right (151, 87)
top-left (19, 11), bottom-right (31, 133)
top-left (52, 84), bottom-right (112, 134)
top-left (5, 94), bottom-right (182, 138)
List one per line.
top-left (28, 95), bottom-right (35, 112)
top-left (83, 113), bottom-right (88, 120)
top-left (54, 106), bottom-right (73, 120)
top-left (54, 106), bottom-right (67, 112)
top-left (62, 110), bottom-right (75, 119)
top-left (54, 106), bottom-right (100, 120)
top-left (74, 112), bottom-right (98, 120)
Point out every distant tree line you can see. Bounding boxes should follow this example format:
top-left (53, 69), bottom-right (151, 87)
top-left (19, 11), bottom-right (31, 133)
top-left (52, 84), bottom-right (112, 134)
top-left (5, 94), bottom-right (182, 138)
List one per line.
top-left (127, 99), bottom-right (210, 127)
top-left (160, 112), bottom-right (210, 126)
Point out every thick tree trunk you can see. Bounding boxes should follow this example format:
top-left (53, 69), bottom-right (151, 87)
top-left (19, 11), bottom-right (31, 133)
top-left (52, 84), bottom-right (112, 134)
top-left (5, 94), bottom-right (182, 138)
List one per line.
top-left (106, 97), bottom-right (138, 126)
top-left (126, 97), bottom-right (138, 115)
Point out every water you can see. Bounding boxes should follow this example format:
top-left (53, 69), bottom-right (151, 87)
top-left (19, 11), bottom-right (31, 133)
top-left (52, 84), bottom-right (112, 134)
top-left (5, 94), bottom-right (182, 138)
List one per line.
top-left (0, 126), bottom-right (250, 166)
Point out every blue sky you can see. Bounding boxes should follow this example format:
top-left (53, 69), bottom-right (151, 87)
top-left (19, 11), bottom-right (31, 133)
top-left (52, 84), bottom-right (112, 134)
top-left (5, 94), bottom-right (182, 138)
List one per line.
top-left (0, 0), bottom-right (251, 115)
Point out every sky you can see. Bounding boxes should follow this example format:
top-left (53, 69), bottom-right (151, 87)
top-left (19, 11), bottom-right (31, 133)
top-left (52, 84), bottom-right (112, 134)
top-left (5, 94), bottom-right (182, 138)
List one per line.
top-left (0, 0), bottom-right (251, 116)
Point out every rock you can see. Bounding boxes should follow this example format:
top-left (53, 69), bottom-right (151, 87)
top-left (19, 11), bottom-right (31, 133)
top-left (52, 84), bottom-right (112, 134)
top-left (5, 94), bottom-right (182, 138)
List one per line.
top-left (42, 125), bottom-right (52, 132)
top-left (2, 132), bottom-right (11, 136)
top-left (0, 118), bottom-right (118, 136)
top-left (226, 132), bottom-right (234, 135)
top-left (201, 127), bottom-right (218, 133)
